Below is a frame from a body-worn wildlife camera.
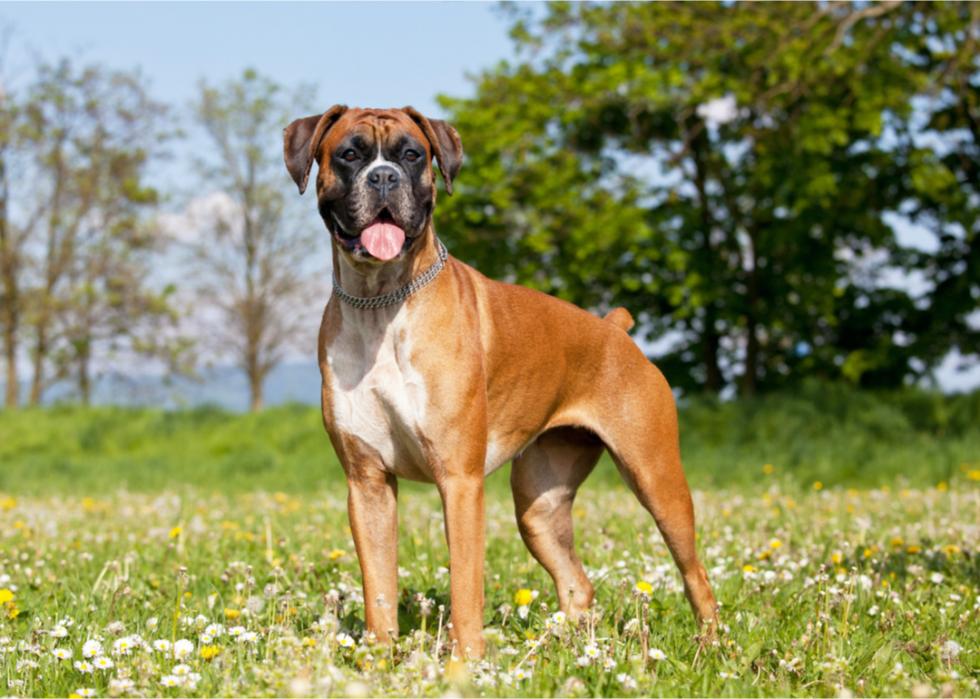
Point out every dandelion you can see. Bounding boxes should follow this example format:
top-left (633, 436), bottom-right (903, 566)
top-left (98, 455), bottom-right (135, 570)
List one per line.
top-left (168, 526), bottom-right (182, 539)
top-left (812, 481), bottom-right (824, 491)
top-left (966, 469), bottom-right (980, 481)
top-left (941, 640), bottom-right (962, 662)
top-left (173, 639), bottom-right (194, 659)
top-left (224, 608), bottom-right (240, 620)
top-left (52, 647), bottom-right (72, 660)
top-left (328, 549), bottom-right (346, 560)
top-left (635, 580), bottom-right (653, 597)
top-left (762, 463), bottom-right (774, 475)
top-left (200, 645), bottom-right (221, 660)
top-left (93, 656), bottom-right (114, 670)
top-left (769, 539), bottom-right (782, 549)
top-left (648, 648), bottom-right (667, 661)
top-left (0, 589), bottom-right (14, 604)
top-left (831, 551), bottom-right (843, 565)
top-left (513, 588), bottom-right (534, 606)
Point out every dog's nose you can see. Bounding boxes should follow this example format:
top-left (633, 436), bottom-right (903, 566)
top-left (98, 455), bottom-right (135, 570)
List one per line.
top-left (367, 165), bottom-right (400, 195)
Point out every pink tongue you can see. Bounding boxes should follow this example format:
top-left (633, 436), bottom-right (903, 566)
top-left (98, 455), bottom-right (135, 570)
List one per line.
top-left (360, 222), bottom-right (406, 261)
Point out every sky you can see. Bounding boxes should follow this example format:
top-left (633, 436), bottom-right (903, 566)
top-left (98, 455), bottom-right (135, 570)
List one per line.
top-left (1, 2), bottom-right (976, 398)
top-left (0, 2), bottom-right (513, 117)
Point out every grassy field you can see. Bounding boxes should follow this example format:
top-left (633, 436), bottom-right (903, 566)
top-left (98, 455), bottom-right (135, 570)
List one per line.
top-left (0, 385), bottom-right (978, 696)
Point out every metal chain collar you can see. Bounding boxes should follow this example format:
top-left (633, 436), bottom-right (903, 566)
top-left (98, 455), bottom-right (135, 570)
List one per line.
top-left (331, 240), bottom-right (449, 310)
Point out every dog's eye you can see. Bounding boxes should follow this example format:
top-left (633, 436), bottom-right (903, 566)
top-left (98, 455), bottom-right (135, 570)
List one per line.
top-left (341, 149), bottom-right (358, 162)
top-left (403, 149), bottom-right (421, 162)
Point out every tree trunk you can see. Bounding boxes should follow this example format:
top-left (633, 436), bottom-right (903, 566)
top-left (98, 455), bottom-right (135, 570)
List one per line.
top-left (29, 325), bottom-right (47, 405)
top-left (2, 317), bottom-right (16, 408)
top-left (248, 363), bottom-right (264, 412)
top-left (702, 307), bottom-right (723, 394)
top-left (689, 124), bottom-right (725, 394)
top-left (0, 149), bottom-right (18, 408)
top-left (741, 232), bottom-right (760, 396)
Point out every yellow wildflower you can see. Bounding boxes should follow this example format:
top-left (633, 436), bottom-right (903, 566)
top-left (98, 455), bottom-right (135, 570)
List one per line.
top-left (200, 645), bottom-right (221, 660)
top-left (936, 481), bottom-right (948, 492)
top-left (302, 637), bottom-right (317, 647)
top-left (812, 481), bottom-right (824, 491)
top-left (831, 551), bottom-right (843, 565)
top-left (224, 608), bottom-right (241, 620)
top-left (514, 588), bottom-right (534, 606)
top-left (328, 549), bottom-right (346, 561)
top-left (742, 564), bottom-right (756, 573)
top-left (168, 526), bottom-right (182, 539)
top-left (890, 536), bottom-right (904, 548)
top-left (906, 545), bottom-right (921, 554)
top-left (966, 469), bottom-right (980, 482)
top-left (0, 589), bottom-right (13, 604)
top-left (762, 463), bottom-right (774, 475)
top-left (769, 539), bottom-right (782, 549)
top-left (0, 495), bottom-right (15, 511)
top-left (635, 580), bottom-right (653, 596)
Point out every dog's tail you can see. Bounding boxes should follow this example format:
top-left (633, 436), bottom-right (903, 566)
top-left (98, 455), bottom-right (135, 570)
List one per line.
top-left (603, 307), bottom-right (635, 332)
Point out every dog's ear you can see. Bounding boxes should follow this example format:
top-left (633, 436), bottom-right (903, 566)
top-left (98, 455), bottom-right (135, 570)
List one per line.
top-left (283, 105), bottom-right (348, 195)
top-left (402, 106), bottom-right (463, 196)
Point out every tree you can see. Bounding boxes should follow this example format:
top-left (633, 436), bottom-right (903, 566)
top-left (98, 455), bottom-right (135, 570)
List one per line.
top-left (2, 57), bottom-right (183, 405)
top-left (189, 69), bottom-right (320, 411)
top-left (436, 2), bottom-right (977, 395)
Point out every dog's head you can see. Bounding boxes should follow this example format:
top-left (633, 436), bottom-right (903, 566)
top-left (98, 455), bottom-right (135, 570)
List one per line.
top-left (283, 106), bottom-right (462, 264)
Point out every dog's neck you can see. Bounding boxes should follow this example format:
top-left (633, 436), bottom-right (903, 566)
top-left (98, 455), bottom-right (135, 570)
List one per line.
top-left (331, 222), bottom-right (443, 303)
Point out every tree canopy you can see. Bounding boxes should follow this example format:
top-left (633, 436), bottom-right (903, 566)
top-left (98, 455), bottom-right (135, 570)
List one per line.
top-left (436, 2), bottom-right (979, 395)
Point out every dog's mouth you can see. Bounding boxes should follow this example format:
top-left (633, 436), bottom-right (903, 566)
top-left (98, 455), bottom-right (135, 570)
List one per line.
top-left (332, 208), bottom-right (410, 261)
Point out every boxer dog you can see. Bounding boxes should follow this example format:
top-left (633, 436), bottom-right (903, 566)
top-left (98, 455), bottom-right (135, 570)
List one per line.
top-left (283, 106), bottom-right (718, 658)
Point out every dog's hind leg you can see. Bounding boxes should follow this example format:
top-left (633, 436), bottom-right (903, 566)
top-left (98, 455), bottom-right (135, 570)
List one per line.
top-left (601, 372), bottom-right (719, 636)
top-left (511, 427), bottom-right (603, 618)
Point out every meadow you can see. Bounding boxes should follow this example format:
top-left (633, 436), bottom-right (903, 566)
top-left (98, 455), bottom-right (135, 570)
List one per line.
top-left (0, 384), bottom-right (977, 697)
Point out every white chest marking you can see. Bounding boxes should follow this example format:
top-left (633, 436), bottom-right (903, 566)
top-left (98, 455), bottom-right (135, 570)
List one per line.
top-left (326, 307), bottom-right (429, 473)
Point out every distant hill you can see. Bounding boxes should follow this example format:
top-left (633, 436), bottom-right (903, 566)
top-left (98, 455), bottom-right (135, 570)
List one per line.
top-left (2, 361), bottom-right (322, 411)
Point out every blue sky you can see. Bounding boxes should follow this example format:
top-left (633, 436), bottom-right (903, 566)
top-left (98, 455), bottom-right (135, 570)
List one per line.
top-left (1, 2), bottom-right (513, 116)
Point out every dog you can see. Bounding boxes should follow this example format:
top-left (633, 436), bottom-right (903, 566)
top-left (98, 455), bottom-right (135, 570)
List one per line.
top-left (283, 106), bottom-right (718, 658)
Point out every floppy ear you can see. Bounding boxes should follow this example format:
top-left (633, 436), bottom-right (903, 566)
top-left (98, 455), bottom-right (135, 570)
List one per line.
top-left (283, 105), bottom-right (348, 195)
top-left (402, 106), bottom-right (463, 195)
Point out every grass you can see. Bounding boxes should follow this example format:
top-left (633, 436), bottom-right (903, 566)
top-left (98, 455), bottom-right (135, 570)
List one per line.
top-left (1, 382), bottom-right (978, 494)
top-left (0, 384), bottom-right (977, 696)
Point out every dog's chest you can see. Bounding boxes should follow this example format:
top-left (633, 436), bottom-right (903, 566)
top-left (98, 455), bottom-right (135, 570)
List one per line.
top-left (324, 309), bottom-right (430, 475)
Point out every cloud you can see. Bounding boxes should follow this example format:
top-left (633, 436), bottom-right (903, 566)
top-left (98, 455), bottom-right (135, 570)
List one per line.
top-left (157, 191), bottom-right (242, 244)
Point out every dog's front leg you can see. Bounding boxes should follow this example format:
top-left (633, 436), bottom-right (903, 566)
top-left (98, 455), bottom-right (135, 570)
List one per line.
top-left (347, 469), bottom-right (399, 643)
top-left (439, 473), bottom-right (486, 658)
